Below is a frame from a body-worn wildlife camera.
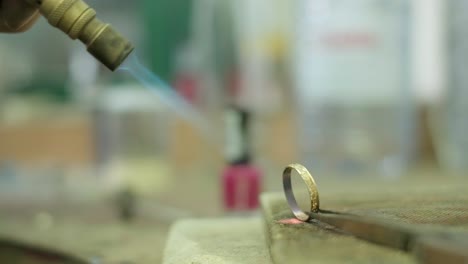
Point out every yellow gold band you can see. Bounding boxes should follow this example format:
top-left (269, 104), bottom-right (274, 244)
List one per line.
top-left (282, 163), bottom-right (320, 221)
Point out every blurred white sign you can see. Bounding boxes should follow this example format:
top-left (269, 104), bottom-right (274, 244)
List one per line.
top-left (294, 0), bottom-right (408, 106)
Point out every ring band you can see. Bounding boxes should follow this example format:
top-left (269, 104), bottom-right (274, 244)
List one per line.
top-left (283, 163), bottom-right (320, 221)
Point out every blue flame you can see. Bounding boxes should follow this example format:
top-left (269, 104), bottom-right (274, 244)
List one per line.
top-left (118, 52), bottom-right (217, 144)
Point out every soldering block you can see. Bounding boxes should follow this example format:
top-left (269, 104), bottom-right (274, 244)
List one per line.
top-left (260, 192), bottom-right (414, 264)
top-left (162, 218), bottom-right (271, 264)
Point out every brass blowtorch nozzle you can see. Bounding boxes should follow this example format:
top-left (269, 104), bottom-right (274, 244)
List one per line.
top-left (28, 0), bottom-right (134, 71)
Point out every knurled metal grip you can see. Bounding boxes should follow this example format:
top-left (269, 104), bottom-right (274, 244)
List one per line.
top-left (68, 8), bottom-right (95, 39)
top-left (32, 0), bottom-right (134, 71)
top-left (47, 0), bottom-right (77, 26)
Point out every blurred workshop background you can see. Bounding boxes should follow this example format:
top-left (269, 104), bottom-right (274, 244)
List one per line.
top-left (0, 0), bottom-right (466, 262)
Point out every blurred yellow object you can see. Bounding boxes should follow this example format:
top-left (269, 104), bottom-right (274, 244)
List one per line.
top-left (107, 158), bottom-right (172, 196)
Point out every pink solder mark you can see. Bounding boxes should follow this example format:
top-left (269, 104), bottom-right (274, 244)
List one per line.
top-left (278, 218), bottom-right (303, 225)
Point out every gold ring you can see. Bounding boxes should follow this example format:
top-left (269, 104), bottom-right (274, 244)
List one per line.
top-left (282, 163), bottom-right (320, 221)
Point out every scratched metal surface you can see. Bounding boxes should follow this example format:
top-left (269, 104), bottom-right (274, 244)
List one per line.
top-left (262, 176), bottom-right (468, 264)
top-left (319, 178), bottom-right (468, 228)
